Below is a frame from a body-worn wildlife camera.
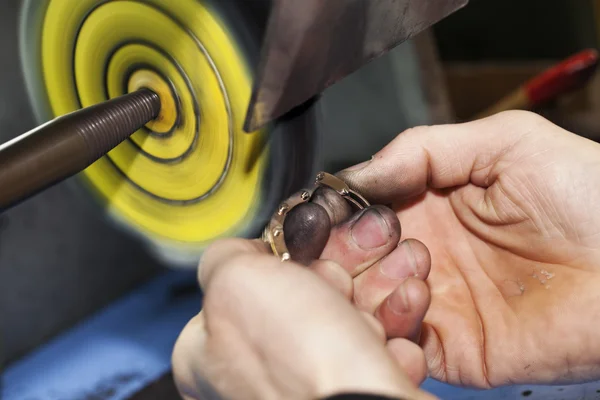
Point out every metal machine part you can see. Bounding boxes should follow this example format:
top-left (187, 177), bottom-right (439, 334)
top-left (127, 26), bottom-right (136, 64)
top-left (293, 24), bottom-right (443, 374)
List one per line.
top-left (244, 0), bottom-right (469, 131)
top-left (262, 172), bottom-right (370, 261)
top-left (0, 89), bottom-right (160, 212)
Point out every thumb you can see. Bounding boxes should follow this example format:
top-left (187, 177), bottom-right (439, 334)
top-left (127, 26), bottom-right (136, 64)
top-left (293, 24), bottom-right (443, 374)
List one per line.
top-left (336, 111), bottom-right (547, 204)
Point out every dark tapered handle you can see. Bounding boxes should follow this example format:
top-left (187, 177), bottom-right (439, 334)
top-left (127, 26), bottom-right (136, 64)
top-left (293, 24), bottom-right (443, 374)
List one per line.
top-left (0, 89), bottom-right (160, 212)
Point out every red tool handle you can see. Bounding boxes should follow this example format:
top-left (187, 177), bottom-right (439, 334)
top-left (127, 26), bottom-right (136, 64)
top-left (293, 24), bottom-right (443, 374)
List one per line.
top-left (525, 49), bottom-right (599, 106)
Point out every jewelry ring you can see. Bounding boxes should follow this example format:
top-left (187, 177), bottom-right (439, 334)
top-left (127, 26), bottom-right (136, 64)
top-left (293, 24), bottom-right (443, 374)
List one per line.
top-left (262, 172), bottom-right (370, 261)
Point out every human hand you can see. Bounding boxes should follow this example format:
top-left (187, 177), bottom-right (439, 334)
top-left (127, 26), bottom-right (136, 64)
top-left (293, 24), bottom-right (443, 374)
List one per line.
top-left (282, 188), bottom-right (434, 351)
top-left (171, 238), bottom-right (436, 400)
top-left (336, 111), bottom-right (600, 388)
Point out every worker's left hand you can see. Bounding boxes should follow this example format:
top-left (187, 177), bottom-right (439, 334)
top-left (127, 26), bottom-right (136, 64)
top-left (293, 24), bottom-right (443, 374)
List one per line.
top-left (171, 238), bottom-right (436, 400)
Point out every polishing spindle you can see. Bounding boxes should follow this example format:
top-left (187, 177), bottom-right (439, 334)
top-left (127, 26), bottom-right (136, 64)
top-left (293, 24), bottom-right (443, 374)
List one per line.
top-left (0, 89), bottom-right (161, 212)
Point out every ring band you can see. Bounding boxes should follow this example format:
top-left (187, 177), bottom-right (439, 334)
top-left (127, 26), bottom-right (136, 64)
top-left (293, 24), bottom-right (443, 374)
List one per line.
top-left (262, 172), bottom-right (370, 261)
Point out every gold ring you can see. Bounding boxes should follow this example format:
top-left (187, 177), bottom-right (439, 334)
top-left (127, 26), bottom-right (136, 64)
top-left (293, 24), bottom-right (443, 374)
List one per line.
top-left (262, 172), bottom-right (370, 261)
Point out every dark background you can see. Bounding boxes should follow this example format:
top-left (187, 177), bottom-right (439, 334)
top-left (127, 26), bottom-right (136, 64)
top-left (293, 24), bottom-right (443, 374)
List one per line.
top-left (435, 0), bottom-right (597, 61)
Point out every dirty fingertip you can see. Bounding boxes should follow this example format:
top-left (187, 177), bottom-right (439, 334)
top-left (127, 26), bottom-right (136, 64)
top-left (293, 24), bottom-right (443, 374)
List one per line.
top-left (284, 202), bottom-right (331, 264)
top-left (311, 186), bottom-right (353, 225)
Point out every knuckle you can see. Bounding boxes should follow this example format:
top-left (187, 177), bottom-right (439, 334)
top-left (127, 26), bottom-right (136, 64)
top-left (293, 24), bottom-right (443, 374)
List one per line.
top-left (198, 238), bottom-right (248, 285)
top-left (494, 110), bottom-right (548, 128)
top-left (400, 125), bottom-right (432, 140)
top-left (495, 109), bottom-right (535, 119)
top-left (203, 237), bottom-right (238, 258)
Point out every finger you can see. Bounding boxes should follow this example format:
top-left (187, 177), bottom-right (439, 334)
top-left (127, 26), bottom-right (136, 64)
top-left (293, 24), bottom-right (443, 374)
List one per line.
top-left (172, 312), bottom-right (210, 399)
top-left (283, 203), bottom-right (331, 265)
top-left (375, 278), bottom-right (431, 343)
top-left (308, 259), bottom-right (353, 299)
top-left (311, 186), bottom-right (353, 225)
top-left (337, 110), bottom-right (548, 204)
top-left (198, 238), bottom-right (269, 289)
top-left (386, 338), bottom-right (428, 386)
top-left (360, 311), bottom-right (386, 343)
top-left (321, 205), bottom-right (402, 277)
top-left (281, 187), bottom-right (353, 265)
top-left (353, 239), bottom-right (431, 313)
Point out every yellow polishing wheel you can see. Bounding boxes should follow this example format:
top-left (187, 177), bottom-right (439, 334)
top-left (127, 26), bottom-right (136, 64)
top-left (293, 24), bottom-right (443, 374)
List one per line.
top-left (18, 0), bottom-right (305, 265)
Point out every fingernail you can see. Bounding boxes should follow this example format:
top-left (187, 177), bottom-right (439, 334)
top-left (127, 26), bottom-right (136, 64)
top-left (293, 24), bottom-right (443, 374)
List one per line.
top-left (350, 209), bottom-right (390, 250)
top-left (344, 156), bottom-right (374, 172)
top-left (388, 284), bottom-right (410, 314)
top-left (380, 241), bottom-right (418, 279)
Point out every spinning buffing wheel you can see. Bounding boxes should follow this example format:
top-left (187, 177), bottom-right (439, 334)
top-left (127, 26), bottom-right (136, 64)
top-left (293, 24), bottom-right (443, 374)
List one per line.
top-left (19, 0), bottom-right (320, 266)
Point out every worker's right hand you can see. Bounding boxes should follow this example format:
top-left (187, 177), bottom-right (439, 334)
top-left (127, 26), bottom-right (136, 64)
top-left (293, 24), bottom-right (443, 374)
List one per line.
top-left (333, 111), bottom-right (600, 388)
top-left (172, 237), bottom-right (437, 400)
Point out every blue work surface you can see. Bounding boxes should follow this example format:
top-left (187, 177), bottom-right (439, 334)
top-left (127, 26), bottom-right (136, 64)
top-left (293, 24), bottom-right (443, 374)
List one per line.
top-left (3, 270), bottom-right (600, 400)
top-left (2, 270), bottom-right (201, 400)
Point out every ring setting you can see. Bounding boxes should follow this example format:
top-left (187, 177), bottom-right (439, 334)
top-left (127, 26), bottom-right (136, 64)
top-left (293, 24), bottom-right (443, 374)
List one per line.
top-left (262, 172), bottom-right (370, 261)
